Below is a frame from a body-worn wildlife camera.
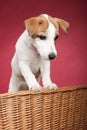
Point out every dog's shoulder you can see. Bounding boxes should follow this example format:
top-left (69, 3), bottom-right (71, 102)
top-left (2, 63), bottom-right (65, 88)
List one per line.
top-left (17, 30), bottom-right (29, 44)
top-left (15, 30), bottom-right (31, 51)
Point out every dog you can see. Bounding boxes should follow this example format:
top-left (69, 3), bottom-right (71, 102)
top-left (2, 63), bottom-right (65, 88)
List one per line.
top-left (8, 14), bottom-right (69, 92)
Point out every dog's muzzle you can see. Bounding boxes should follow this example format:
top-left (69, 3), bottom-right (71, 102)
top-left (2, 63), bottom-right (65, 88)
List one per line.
top-left (48, 53), bottom-right (56, 60)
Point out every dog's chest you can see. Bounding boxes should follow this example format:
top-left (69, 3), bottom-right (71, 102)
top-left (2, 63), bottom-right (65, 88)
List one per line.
top-left (31, 61), bottom-right (40, 72)
top-left (29, 54), bottom-right (41, 74)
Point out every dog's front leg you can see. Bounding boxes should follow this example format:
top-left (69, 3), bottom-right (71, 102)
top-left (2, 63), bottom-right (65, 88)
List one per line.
top-left (19, 61), bottom-right (42, 91)
top-left (41, 60), bottom-right (58, 90)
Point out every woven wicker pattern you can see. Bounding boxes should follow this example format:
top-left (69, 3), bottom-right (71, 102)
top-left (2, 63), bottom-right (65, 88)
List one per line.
top-left (0, 85), bottom-right (87, 130)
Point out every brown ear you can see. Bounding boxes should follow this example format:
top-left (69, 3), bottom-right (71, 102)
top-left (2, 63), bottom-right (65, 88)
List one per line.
top-left (54, 18), bottom-right (70, 33)
top-left (24, 16), bottom-right (48, 38)
top-left (24, 17), bottom-right (39, 37)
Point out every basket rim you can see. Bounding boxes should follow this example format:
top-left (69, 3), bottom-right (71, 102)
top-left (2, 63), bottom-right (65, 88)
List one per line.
top-left (0, 84), bottom-right (87, 98)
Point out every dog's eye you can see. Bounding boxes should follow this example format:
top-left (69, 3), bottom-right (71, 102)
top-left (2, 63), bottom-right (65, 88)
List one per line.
top-left (54, 35), bottom-right (59, 40)
top-left (38, 35), bottom-right (46, 40)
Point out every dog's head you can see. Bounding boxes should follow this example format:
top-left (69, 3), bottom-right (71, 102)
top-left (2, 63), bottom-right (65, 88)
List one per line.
top-left (24, 14), bottom-right (69, 60)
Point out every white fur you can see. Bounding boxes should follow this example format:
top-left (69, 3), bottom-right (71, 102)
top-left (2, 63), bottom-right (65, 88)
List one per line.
top-left (8, 14), bottom-right (58, 92)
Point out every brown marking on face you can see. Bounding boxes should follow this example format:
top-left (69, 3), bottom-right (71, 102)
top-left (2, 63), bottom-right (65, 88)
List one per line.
top-left (24, 15), bottom-right (48, 38)
top-left (24, 14), bottom-right (69, 38)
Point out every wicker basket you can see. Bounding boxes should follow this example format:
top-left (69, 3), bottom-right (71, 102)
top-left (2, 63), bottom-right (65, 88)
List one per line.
top-left (0, 85), bottom-right (87, 130)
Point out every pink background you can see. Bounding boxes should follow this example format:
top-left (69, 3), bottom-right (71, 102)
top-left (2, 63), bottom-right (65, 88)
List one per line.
top-left (0, 0), bottom-right (87, 93)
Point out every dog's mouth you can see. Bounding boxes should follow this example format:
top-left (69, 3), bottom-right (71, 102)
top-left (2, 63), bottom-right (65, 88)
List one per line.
top-left (37, 50), bottom-right (56, 61)
top-left (40, 54), bottom-right (56, 61)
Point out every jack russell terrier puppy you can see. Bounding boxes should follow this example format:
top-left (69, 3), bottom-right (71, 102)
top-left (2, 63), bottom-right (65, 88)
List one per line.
top-left (8, 14), bottom-right (69, 92)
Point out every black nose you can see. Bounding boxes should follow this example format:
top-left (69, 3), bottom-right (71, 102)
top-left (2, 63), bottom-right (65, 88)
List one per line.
top-left (49, 53), bottom-right (56, 60)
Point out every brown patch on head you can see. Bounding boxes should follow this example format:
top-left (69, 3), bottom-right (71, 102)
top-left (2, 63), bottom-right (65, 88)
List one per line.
top-left (24, 15), bottom-right (48, 38)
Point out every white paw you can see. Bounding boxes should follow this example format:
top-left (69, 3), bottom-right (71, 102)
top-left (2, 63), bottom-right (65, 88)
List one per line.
top-left (29, 84), bottom-right (42, 91)
top-left (44, 83), bottom-right (58, 90)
